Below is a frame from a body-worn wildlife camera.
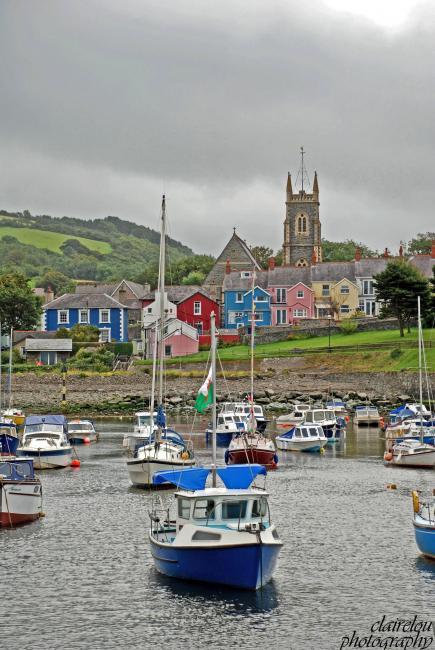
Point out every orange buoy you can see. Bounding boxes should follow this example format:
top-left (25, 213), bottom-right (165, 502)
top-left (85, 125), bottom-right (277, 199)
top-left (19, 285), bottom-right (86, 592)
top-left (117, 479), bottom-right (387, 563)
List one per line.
top-left (345, 416), bottom-right (350, 423)
top-left (71, 459), bottom-right (81, 468)
top-left (387, 483), bottom-right (397, 490)
top-left (384, 452), bottom-right (393, 462)
top-left (83, 437), bottom-right (90, 444)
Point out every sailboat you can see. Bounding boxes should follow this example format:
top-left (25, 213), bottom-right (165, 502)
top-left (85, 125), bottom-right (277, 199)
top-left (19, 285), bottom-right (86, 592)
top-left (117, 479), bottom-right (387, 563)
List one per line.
top-left (1, 326), bottom-right (25, 427)
top-left (148, 312), bottom-right (283, 589)
top-left (0, 323), bottom-right (20, 455)
top-left (126, 196), bottom-right (195, 487)
top-left (384, 296), bottom-right (435, 469)
top-left (226, 271), bottom-right (278, 468)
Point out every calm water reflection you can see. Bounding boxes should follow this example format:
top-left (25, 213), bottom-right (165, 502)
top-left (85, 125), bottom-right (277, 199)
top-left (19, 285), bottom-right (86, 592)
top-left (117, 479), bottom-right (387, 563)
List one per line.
top-left (2, 417), bottom-right (434, 650)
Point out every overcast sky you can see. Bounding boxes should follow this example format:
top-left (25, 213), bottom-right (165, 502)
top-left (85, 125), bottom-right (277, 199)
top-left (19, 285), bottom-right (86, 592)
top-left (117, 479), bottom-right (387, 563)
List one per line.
top-left (1, 0), bottom-right (434, 256)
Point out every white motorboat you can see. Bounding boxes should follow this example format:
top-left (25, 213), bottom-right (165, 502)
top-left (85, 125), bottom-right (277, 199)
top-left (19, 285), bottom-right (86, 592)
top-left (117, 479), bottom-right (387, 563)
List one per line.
top-left (276, 424), bottom-right (328, 452)
top-left (384, 439), bottom-right (435, 468)
top-left (0, 456), bottom-right (43, 527)
top-left (276, 404), bottom-right (311, 429)
top-left (17, 415), bottom-right (72, 469)
top-left (303, 409), bottom-right (346, 443)
top-left (353, 405), bottom-right (380, 426)
top-left (123, 411), bottom-right (158, 452)
top-left (234, 402), bottom-right (268, 432)
top-left (67, 419), bottom-right (98, 444)
top-left (127, 437), bottom-right (195, 487)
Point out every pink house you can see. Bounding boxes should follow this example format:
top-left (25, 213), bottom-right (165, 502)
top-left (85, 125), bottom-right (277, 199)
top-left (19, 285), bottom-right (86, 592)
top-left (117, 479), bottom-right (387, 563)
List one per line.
top-left (145, 319), bottom-right (199, 358)
top-left (267, 264), bottom-right (314, 325)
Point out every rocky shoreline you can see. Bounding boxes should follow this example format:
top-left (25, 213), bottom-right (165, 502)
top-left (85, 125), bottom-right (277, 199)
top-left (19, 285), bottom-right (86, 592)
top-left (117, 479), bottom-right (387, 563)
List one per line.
top-left (10, 361), bottom-right (428, 415)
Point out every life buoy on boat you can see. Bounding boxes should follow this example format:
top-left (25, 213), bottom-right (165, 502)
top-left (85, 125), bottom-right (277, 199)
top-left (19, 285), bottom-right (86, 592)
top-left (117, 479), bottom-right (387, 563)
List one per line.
top-left (384, 451), bottom-right (393, 462)
top-left (181, 451), bottom-right (189, 460)
top-left (412, 491), bottom-right (420, 514)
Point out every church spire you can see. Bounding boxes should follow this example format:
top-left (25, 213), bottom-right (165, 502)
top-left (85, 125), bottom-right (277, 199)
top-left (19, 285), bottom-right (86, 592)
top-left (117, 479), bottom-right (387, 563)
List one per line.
top-left (286, 172), bottom-right (293, 197)
top-left (313, 171), bottom-right (319, 196)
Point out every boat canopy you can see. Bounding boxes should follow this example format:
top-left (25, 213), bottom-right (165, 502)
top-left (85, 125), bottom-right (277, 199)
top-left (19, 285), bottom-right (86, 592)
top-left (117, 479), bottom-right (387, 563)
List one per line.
top-left (389, 407), bottom-right (415, 418)
top-left (25, 415), bottom-right (67, 426)
top-left (152, 464), bottom-right (267, 490)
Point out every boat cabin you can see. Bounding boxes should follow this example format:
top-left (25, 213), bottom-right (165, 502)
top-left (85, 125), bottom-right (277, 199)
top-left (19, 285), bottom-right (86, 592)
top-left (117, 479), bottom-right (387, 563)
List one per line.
top-left (217, 413), bottom-right (246, 430)
top-left (234, 404), bottom-right (265, 419)
top-left (0, 457), bottom-right (36, 481)
top-left (24, 415), bottom-right (67, 436)
top-left (67, 420), bottom-right (95, 433)
top-left (290, 425), bottom-right (326, 440)
top-left (304, 409), bottom-right (336, 424)
top-left (135, 411), bottom-right (158, 428)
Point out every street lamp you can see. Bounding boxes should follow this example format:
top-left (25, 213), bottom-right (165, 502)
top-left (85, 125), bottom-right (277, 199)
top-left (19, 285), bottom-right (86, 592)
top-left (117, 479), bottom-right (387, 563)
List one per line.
top-left (327, 314), bottom-right (332, 353)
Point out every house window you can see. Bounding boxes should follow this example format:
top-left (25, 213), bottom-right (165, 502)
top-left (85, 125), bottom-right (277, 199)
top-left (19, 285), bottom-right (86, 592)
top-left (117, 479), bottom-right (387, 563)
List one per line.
top-left (147, 307), bottom-right (152, 313)
top-left (194, 301), bottom-right (201, 315)
top-left (248, 312), bottom-right (263, 322)
top-left (276, 288), bottom-right (286, 304)
top-left (40, 351), bottom-right (57, 366)
top-left (322, 285), bottom-right (330, 297)
top-left (236, 292), bottom-right (243, 303)
top-left (293, 308), bottom-right (307, 318)
top-left (297, 214), bottom-right (307, 234)
top-left (255, 295), bottom-right (267, 302)
top-left (58, 310), bottom-right (69, 324)
top-left (363, 280), bottom-right (374, 295)
top-left (365, 301), bottom-right (376, 316)
top-left (228, 311), bottom-right (243, 325)
top-left (297, 290), bottom-right (304, 298)
top-left (99, 309), bottom-right (110, 324)
top-left (359, 300), bottom-right (365, 312)
top-left (241, 271), bottom-right (252, 278)
top-left (340, 305), bottom-right (350, 314)
top-left (340, 285), bottom-right (350, 294)
top-left (165, 345), bottom-right (172, 357)
top-left (99, 328), bottom-right (111, 343)
top-left (79, 309), bottom-right (89, 324)
top-left (276, 309), bottom-right (287, 325)
top-left (196, 322), bottom-right (203, 335)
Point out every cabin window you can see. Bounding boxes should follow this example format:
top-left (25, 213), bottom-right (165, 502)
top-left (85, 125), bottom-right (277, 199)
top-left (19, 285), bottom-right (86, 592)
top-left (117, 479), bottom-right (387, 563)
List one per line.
top-left (309, 428), bottom-right (318, 436)
top-left (0, 463), bottom-right (12, 477)
top-left (252, 498), bottom-right (268, 518)
top-left (193, 499), bottom-right (215, 520)
top-left (221, 501), bottom-right (247, 520)
top-left (302, 430), bottom-right (309, 438)
top-left (15, 462), bottom-right (32, 478)
top-left (305, 413), bottom-right (313, 423)
top-left (254, 407), bottom-right (262, 415)
top-left (178, 498), bottom-right (191, 519)
top-left (314, 412), bottom-right (325, 422)
top-left (294, 430), bottom-right (301, 437)
top-left (194, 301), bottom-right (201, 315)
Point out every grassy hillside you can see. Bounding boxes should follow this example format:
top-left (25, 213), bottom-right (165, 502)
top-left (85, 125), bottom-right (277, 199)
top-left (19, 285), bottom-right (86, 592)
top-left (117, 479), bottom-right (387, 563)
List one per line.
top-left (0, 226), bottom-right (112, 254)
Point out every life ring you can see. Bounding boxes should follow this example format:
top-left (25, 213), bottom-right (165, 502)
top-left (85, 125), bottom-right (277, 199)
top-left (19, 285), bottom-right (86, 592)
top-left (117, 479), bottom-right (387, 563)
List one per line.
top-left (412, 490), bottom-right (420, 514)
top-left (384, 451), bottom-right (393, 462)
top-left (181, 451), bottom-right (189, 460)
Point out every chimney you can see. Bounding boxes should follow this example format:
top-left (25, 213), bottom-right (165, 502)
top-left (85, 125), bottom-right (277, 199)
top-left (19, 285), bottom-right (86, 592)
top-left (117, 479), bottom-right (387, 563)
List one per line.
top-left (268, 257), bottom-right (276, 271)
top-left (45, 286), bottom-right (54, 303)
top-left (383, 247), bottom-right (390, 258)
top-left (432, 240), bottom-right (435, 259)
top-left (354, 247), bottom-right (361, 261)
top-left (311, 250), bottom-right (317, 264)
top-left (399, 244), bottom-right (404, 258)
top-left (225, 259), bottom-right (231, 274)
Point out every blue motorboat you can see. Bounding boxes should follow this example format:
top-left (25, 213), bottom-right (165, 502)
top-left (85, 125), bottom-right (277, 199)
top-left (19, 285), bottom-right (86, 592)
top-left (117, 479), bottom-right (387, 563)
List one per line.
top-left (0, 421), bottom-right (19, 456)
top-left (206, 412), bottom-right (247, 446)
top-left (412, 491), bottom-right (435, 559)
top-left (149, 465), bottom-right (282, 590)
top-left (302, 409), bottom-right (346, 444)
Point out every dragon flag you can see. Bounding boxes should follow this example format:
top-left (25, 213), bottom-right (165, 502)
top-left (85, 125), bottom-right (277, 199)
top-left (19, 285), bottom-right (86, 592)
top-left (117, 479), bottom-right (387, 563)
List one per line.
top-left (195, 366), bottom-right (213, 413)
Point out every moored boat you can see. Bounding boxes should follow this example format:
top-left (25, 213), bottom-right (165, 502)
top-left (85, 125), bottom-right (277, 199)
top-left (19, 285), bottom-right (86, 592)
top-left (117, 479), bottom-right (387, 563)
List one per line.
top-left (0, 421), bottom-right (19, 456)
top-left (206, 412), bottom-right (247, 446)
top-left (276, 424), bottom-right (327, 452)
top-left (0, 456), bottom-right (43, 527)
top-left (17, 415), bottom-right (72, 469)
top-left (412, 490), bottom-right (435, 560)
top-left (1, 408), bottom-right (25, 427)
top-left (122, 411), bottom-right (158, 452)
top-left (226, 431), bottom-right (278, 468)
top-left (276, 404), bottom-right (310, 429)
top-left (353, 405), bottom-right (380, 426)
top-left (303, 408), bottom-right (345, 444)
top-left (67, 419), bottom-right (98, 444)
top-left (384, 439), bottom-right (435, 468)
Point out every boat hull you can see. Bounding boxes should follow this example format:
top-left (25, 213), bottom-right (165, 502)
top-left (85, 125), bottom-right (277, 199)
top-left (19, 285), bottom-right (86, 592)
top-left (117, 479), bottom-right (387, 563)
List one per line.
top-left (16, 447), bottom-right (73, 469)
top-left (127, 458), bottom-right (196, 487)
top-left (414, 520), bottom-right (435, 559)
top-left (0, 434), bottom-right (19, 456)
top-left (0, 481), bottom-right (42, 527)
top-left (68, 433), bottom-right (98, 444)
top-left (387, 450), bottom-right (435, 468)
top-left (276, 437), bottom-right (327, 452)
top-left (228, 448), bottom-right (277, 468)
top-left (149, 534), bottom-right (281, 590)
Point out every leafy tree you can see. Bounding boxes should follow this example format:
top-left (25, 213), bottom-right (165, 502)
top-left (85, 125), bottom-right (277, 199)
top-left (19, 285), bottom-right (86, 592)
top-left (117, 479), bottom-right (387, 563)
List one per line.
top-left (0, 273), bottom-right (42, 330)
top-left (56, 324), bottom-right (100, 342)
top-left (408, 232), bottom-right (435, 255)
top-left (322, 239), bottom-right (376, 262)
top-left (250, 245), bottom-right (274, 269)
top-left (374, 261), bottom-right (432, 337)
top-left (181, 271), bottom-right (205, 285)
top-left (35, 269), bottom-right (76, 296)
top-left (169, 255), bottom-right (215, 286)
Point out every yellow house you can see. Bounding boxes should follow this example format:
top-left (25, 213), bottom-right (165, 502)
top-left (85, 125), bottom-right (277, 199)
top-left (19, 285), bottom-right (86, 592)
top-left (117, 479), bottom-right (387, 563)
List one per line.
top-left (310, 262), bottom-right (359, 319)
top-left (330, 278), bottom-right (359, 319)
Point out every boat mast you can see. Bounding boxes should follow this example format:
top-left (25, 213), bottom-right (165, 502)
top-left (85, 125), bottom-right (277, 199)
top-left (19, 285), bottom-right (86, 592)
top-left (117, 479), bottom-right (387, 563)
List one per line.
top-left (211, 311), bottom-right (217, 487)
top-left (156, 195), bottom-right (166, 443)
top-left (418, 295), bottom-right (423, 443)
top-left (0, 321), bottom-right (2, 414)
top-left (250, 268), bottom-right (255, 432)
top-left (8, 327), bottom-right (13, 409)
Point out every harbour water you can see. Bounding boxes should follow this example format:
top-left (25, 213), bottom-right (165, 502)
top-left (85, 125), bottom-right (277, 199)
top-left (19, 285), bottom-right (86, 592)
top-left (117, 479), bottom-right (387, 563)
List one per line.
top-left (2, 417), bottom-right (435, 650)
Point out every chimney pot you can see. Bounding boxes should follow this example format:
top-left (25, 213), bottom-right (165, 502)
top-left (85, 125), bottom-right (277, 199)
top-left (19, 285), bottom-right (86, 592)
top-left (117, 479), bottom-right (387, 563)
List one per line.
top-left (432, 240), bottom-right (435, 259)
top-left (355, 247), bottom-right (361, 261)
top-left (225, 259), bottom-right (231, 275)
top-left (268, 257), bottom-right (276, 271)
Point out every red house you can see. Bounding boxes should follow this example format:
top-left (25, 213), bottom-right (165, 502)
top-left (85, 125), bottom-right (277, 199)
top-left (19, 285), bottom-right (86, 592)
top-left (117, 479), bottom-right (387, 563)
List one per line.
top-left (142, 286), bottom-right (220, 335)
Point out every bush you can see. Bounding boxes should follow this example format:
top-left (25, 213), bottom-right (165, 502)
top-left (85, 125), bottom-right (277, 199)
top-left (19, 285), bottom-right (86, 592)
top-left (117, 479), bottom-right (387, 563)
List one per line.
top-left (107, 341), bottom-right (133, 356)
top-left (1, 349), bottom-right (22, 365)
top-left (68, 347), bottom-right (114, 371)
top-left (339, 320), bottom-right (358, 335)
top-left (390, 348), bottom-right (403, 360)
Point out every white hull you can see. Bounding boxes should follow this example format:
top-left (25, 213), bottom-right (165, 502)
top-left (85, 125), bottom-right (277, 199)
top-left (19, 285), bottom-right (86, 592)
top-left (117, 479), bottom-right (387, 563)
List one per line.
top-left (390, 450), bottom-right (435, 468)
top-left (68, 432), bottom-right (97, 443)
top-left (127, 458), bottom-right (195, 487)
top-left (1, 482), bottom-right (42, 523)
top-left (17, 448), bottom-right (73, 469)
top-left (276, 437), bottom-right (328, 452)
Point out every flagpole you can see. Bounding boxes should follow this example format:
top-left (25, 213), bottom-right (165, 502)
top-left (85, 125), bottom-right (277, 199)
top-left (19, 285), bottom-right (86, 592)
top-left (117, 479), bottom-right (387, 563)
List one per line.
top-left (211, 311), bottom-right (217, 487)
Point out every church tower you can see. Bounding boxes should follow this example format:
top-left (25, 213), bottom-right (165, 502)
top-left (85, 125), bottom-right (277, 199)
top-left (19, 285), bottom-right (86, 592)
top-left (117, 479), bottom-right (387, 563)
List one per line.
top-left (282, 149), bottom-right (322, 266)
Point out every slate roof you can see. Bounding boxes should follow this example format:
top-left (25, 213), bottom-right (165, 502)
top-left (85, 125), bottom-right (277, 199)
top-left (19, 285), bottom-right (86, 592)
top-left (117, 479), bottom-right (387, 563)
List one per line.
top-left (310, 262), bottom-right (356, 283)
top-left (75, 283), bottom-right (116, 295)
top-left (114, 280), bottom-right (149, 298)
top-left (355, 258), bottom-right (389, 277)
top-left (25, 338), bottom-right (73, 352)
top-left (223, 270), bottom-right (269, 292)
top-left (13, 330), bottom-right (57, 344)
top-left (142, 286), bottom-right (213, 303)
top-left (266, 266), bottom-right (311, 287)
top-left (43, 293), bottom-right (128, 309)
top-left (409, 255), bottom-right (435, 278)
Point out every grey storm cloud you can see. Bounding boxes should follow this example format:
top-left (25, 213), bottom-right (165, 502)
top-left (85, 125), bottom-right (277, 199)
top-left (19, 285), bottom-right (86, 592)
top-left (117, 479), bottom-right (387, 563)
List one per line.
top-left (0, 0), bottom-right (434, 254)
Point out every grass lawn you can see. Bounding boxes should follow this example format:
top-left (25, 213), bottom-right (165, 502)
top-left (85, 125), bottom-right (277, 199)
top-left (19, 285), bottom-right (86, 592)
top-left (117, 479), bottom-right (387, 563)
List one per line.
top-left (135, 328), bottom-right (434, 370)
top-left (0, 226), bottom-right (112, 254)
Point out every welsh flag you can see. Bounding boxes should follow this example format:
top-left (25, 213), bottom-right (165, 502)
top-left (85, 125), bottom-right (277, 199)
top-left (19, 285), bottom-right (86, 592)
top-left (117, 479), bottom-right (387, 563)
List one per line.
top-left (195, 367), bottom-right (213, 413)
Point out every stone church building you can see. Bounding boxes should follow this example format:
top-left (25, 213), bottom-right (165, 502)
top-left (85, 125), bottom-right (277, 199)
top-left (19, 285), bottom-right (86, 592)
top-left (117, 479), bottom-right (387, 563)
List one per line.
top-left (283, 170), bottom-right (322, 266)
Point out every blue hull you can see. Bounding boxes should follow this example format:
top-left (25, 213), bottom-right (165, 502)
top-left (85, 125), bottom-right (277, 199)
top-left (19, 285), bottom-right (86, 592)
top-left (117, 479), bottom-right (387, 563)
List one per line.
top-left (150, 537), bottom-right (281, 590)
top-left (0, 434), bottom-right (19, 455)
top-left (414, 523), bottom-right (435, 559)
top-left (206, 430), bottom-right (233, 447)
top-left (301, 445), bottom-right (323, 453)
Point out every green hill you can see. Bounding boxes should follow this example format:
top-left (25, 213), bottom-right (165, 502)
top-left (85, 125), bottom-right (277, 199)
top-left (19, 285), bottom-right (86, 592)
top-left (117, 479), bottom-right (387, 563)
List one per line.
top-left (0, 209), bottom-right (199, 287)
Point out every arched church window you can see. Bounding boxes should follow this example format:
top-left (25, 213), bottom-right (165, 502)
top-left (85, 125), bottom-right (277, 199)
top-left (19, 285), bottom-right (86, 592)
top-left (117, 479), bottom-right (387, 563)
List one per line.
top-left (296, 258), bottom-right (308, 267)
top-left (297, 215), bottom-right (307, 234)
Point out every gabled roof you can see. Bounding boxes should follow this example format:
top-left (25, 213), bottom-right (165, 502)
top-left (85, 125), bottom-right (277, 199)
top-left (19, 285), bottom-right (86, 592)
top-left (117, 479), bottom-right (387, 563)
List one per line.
top-left (310, 262), bottom-right (356, 283)
top-left (13, 330), bottom-right (57, 344)
top-left (203, 231), bottom-right (261, 288)
top-left (267, 266), bottom-right (312, 287)
top-left (223, 270), bottom-right (268, 292)
top-left (112, 279), bottom-right (149, 298)
top-left (43, 293), bottom-right (128, 310)
top-left (142, 286), bottom-right (213, 304)
top-left (409, 255), bottom-right (435, 278)
top-left (25, 338), bottom-right (73, 352)
top-left (75, 283), bottom-right (117, 295)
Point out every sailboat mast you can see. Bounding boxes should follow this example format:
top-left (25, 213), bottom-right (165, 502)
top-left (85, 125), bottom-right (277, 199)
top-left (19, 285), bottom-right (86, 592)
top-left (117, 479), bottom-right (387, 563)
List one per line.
top-left (250, 269), bottom-right (255, 431)
top-left (418, 296), bottom-right (423, 442)
top-left (158, 195), bottom-right (166, 408)
top-left (8, 327), bottom-right (13, 409)
top-left (211, 311), bottom-right (217, 487)
top-left (0, 321), bottom-right (2, 414)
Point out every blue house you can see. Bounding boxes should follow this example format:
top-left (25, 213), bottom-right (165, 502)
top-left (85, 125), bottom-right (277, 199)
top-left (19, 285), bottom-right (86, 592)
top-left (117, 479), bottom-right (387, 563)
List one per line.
top-left (223, 274), bottom-right (271, 329)
top-left (42, 293), bottom-right (129, 342)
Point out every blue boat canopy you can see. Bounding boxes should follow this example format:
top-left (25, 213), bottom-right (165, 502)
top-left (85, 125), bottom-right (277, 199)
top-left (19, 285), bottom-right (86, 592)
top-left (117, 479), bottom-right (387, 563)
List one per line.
top-left (25, 415), bottom-right (67, 425)
top-left (152, 464), bottom-right (267, 490)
